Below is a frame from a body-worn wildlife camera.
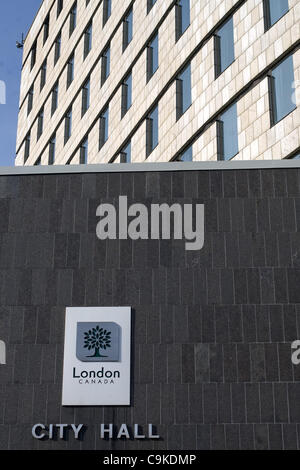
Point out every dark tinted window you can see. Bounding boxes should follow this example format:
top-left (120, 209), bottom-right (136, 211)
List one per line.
top-left (215, 16), bottom-right (235, 78)
top-left (218, 103), bottom-right (239, 160)
top-left (176, 63), bottom-right (192, 119)
top-left (269, 54), bottom-right (296, 125)
top-left (264, 0), bottom-right (289, 30)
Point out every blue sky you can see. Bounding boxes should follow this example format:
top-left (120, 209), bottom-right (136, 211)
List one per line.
top-left (0, 0), bottom-right (41, 166)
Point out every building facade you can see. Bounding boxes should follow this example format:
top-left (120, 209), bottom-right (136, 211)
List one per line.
top-left (15, 0), bottom-right (300, 167)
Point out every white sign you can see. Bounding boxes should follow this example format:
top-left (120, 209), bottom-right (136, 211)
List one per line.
top-left (62, 307), bottom-right (131, 406)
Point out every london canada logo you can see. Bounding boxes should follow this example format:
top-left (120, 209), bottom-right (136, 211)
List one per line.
top-left (83, 325), bottom-right (111, 359)
top-left (73, 322), bottom-right (121, 384)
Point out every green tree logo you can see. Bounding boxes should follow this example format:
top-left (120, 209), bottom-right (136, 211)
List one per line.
top-left (83, 325), bottom-right (111, 358)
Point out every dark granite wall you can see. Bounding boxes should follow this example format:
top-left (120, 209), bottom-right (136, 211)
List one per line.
top-left (0, 168), bottom-right (300, 449)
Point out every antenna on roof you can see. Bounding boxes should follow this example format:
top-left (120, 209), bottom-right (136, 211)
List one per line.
top-left (16, 33), bottom-right (24, 49)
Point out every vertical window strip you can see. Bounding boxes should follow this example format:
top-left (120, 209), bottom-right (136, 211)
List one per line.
top-left (123, 8), bottom-right (133, 52)
top-left (103, 0), bottom-right (112, 27)
top-left (84, 22), bottom-right (93, 59)
top-left (147, 32), bottom-right (158, 81)
top-left (27, 85), bottom-right (34, 115)
top-left (120, 141), bottom-right (131, 163)
top-left (51, 82), bottom-right (59, 116)
top-left (54, 32), bottom-right (61, 65)
top-left (147, 0), bottom-right (157, 14)
top-left (30, 41), bottom-right (37, 70)
top-left (175, 0), bottom-right (190, 41)
top-left (81, 78), bottom-right (90, 117)
top-left (40, 59), bottom-right (47, 91)
top-left (146, 105), bottom-right (158, 157)
top-left (69, 2), bottom-right (77, 37)
top-left (67, 54), bottom-right (75, 88)
top-left (43, 14), bottom-right (50, 45)
top-left (48, 135), bottom-right (56, 165)
top-left (64, 108), bottom-right (72, 144)
top-left (217, 102), bottom-right (238, 161)
top-left (24, 132), bottom-right (31, 162)
top-left (269, 54), bottom-right (296, 126)
top-left (57, 0), bottom-right (63, 17)
top-left (101, 45), bottom-right (110, 86)
top-left (99, 107), bottom-right (109, 150)
top-left (214, 16), bottom-right (235, 78)
top-left (176, 63), bottom-right (191, 120)
top-left (80, 137), bottom-right (88, 164)
top-left (37, 108), bottom-right (44, 141)
top-left (121, 72), bottom-right (132, 118)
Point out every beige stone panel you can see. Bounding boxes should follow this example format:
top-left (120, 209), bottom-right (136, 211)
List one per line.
top-left (131, 121), bottom-right (146, 163)
top-left (193, 123), bottom-right (218, 162)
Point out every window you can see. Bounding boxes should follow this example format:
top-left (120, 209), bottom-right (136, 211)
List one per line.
top-left (217, 102), bottom-right (239, 160)
top-left (34, 157), bottom-right (41, 166)
top-left (214, 16), bottom-right (235, 78)
top-left (123, 8), bottom-right (133, 52)
top-left (43, 14), bottom-right (50, 45)
top-left (57, 0), bottom-right (63, 17)
top-left (263, 0), bottom-right (289, 31)
top-left (175, 0), bottom-right (190, 41)
top-left (37, 107), bottom-right (44, 141)
top-left (24, 132), bottom-right (31, 162)
top-left (51, 82), bottom-right (59, 116)
top-left (27, 85), bottom-right (34, 115)
top-left (99, 107), bottom-right (109, 150)
top-left (81, 78), bottom-right (90, 116)
top-left (67, 53), bottom-right (75, 88)
top-left (147, 0), bottom-right (157, 14)
top-left (103, 0), bottom-right (112, 26)
top-left (120, 141), bottom-right (131, 163)
top-left (177, 145), bottom-right (193, 162)
top-left (80, 137), bottom-right (88, 164)
top-left (40, 59), bottom-right (47, 91)
top-left (69, 2), bottom-right (77, 37)
top-left (121, 72), bottom-right (132, 118)
top-left (86, 0), bottom-right (90, 5)
top-left (146, 105), bottom-right (158, 157)
top-left (289, 152), bottom-right (300, 159)
top-left (48, 135), bottom-right (56, 165)
top-left (101, 45), bottom-right (110, 86)
top-left (64, 107), bottom-right (72, 144)
top-left (176, 63), bottom-right (191, 120)
top-left (30, 41), bottom-right (37, 70)
top-left (54, 32), bottom-right (61, 65)
top-left (84, 22), bottom-right (92, 60)
top-left (147, 32), bottom-right (159, 81)
top-left (269, 54), bottom-right (296, 126)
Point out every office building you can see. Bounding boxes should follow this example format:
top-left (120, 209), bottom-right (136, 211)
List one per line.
top-left (15, 0), bottom-right (299, 166)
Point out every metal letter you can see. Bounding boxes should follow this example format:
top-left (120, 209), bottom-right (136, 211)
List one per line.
top-left (32, 424), bottom-right (46, 439)
top-left (148, 424), bottom-right (160, 439)
top-left (101, 423), bottom-right (113, 439)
